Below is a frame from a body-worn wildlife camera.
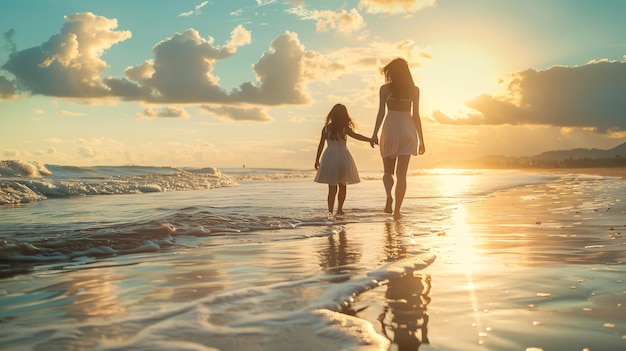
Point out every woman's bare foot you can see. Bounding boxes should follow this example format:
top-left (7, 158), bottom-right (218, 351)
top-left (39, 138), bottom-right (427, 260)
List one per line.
top-left (393, 211), bottom-right (402, 220)
top-left (385, 197), bottom-right (393, 213)
top-left (336, 210), bottom-right (344, 216)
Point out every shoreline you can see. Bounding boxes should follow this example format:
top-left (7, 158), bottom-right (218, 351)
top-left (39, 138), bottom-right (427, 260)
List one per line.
top-left (529, 166), bottom-right (626, 178)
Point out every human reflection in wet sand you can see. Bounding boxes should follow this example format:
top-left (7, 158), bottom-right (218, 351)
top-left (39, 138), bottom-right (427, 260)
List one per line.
top-left (383, 219), bottom-right (410, 261)
top-left (380, 220), bottom-right (431, 350)
top-left (318, 229), bottom-right (361, 279)
top-left (379, 272), bottom-right (431, 350)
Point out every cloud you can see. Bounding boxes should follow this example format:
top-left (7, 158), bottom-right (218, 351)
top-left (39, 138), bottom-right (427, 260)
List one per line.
top-left (434, 57), bottom-right (626, 133)
top-left (201, 105), bottom-right (272, 122)
top-left (0, 75), bottom-right (17, 99)
top-left (77, 146), bottom-right (99, 158)
top-left (2, 12), bottom-right (131, 98)
top-left (225, 24), bottom-right (253, 50)
top-left (124, 29), bottom-right (343, 106)
top-left (138, 106), bottom-right (189, 119)
top-left (3, 149), bottom-right (20, 158)
top-left (59, 110), bottom-right (86, 117)
top-left (120, 27), bottom-right (249, 103)
top-left (1, 13), bottom-right (343, 114)
top-left (178, 1), bottom-right (209, 17)
top-left (287, 7), bottom-right (366, 36)
top-left (3, 29), bottom-right (17, 53)
top-left (358, 0), bottom-right (436, 16)
top-left (229, 31), bottom-right (345, 105)
top-left (327, 39), bottom-right (428, 72)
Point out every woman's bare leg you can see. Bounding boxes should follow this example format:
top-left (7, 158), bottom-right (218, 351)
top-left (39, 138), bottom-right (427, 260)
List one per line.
top-left (383, 157), bottom-right (396, 213)
top-left (327, 185), bottom-right (338, 214)
top-left (393, 155), bottom-right (411, 220)
top-left (337, 184), bottom-right (346, 215)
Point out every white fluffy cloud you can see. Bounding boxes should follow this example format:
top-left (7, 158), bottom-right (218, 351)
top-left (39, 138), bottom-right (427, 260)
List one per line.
top-left (358, 0), bottom-right (437, 15)
top-left (201, 105), bottom-right (272, 122)
top-left (178, 1), bottom-right (209, 17)
top-left (0, 12), bottom-right (346, 123)
top-left (288, 7), bottom-right (366, 35)
top-left (434, 57), bottom-right (626, 133)
top-left (121, 27), bottom-right (248, 103)
top-left (138, 106), bottom-right (189, 119)
top-left (2, 12), bottom-right (131, 98)
top-left (228, 31), bottom-right (345, 105)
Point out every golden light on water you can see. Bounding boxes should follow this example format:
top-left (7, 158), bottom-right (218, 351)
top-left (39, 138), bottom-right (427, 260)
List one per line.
top-left (447, 203), bottom-right (486, 336)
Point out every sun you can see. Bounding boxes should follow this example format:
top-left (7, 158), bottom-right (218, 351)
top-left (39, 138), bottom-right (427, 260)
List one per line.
top-left (417, 41), bottom-right (501, 118)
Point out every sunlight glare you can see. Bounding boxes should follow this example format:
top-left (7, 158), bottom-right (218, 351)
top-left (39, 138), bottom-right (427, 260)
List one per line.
top-left (448, 205), bottom-right (485, 335)
top-left (419, 42), bottom-right (500, 117)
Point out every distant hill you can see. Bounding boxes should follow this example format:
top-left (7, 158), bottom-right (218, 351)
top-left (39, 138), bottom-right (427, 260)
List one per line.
top-left (533, 142), bottom-right (626, 161)
top-left (437, 142), bottom-right (626, 169)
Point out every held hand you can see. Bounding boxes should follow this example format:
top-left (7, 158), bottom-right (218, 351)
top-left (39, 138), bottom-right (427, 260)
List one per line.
top-left (418, 143), bottom-right (426, 155)
top-left (370, 135), bottom-right (379, 148)
top-left (315, 161), bottom-right (320, 169)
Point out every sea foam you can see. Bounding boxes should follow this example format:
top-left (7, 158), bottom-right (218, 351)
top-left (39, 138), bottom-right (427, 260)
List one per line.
top-left (0, 160), bottom-right (238, 205)
top-left (0, 160), bottom-right (51, 177)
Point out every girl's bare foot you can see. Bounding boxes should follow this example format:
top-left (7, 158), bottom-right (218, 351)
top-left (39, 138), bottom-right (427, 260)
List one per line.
top-left (336, 210), bottom-right (344, 216)
top-left (393, 211), bottom-right (402, 220)
top-left (384, 197), bottom-right (393, 213)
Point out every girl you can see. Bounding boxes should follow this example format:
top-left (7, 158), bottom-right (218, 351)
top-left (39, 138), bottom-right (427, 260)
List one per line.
top-left (314, 104), bottom-right (372, 217)
top-left (370, 58), bottom-right (426, 220)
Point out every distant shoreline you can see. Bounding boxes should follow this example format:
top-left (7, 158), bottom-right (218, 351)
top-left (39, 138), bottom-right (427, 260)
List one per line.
top-left (526, 166), bottom-right (626, 178)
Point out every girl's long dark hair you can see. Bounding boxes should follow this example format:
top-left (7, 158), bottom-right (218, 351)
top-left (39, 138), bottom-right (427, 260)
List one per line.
top-left (382, 58), bottom-right (415, 98)
top-left (324, 103), bottom-right (355, 139)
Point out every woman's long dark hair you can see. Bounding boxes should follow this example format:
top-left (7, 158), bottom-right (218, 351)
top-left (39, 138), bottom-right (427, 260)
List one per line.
top-left (382, 58), bottom-right (415, 98)
top-left (324, 103), bottom-right (355, 139)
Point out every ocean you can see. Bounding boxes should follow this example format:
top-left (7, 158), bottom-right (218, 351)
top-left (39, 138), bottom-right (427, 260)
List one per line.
top-left (1, 160), bottom-right (625, 350)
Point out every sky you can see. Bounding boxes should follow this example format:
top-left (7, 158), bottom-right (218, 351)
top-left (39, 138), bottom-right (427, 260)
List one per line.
top-left (1, 0), bottom-right (625, 170)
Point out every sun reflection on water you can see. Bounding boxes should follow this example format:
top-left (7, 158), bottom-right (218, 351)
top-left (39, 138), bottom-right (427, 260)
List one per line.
top-left (447, 204), bottom-right (486, 339)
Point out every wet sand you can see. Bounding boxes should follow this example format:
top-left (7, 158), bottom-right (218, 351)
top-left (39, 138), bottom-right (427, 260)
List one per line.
top-left (348, 171), bottom-right (626, 350)
top-left (1, 170), bottom-right (624, 350)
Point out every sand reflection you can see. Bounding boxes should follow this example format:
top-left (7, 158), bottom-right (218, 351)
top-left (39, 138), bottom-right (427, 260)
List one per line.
top-left (379, 272), bottom-right (431, 350)
top-left (318, 229), bottom-right (361, 277)
top-left (383, 220), bottom-right (410, 261)
top-left (379, 220), bottom-right (433, 350)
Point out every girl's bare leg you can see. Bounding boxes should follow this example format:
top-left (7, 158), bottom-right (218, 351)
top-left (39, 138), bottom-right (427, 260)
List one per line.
top-left (337, 184), bottom-right (346, 215)
top-left (327, 185), bottom-right (338, 214)
top-left (393, 155), bottom-right (411, 220)
top-left (383, 157), bottom-right (396, 213)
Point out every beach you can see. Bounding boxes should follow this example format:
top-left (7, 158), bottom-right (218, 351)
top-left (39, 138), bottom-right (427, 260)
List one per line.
top-left (1, 165), bottom-right (625, 350)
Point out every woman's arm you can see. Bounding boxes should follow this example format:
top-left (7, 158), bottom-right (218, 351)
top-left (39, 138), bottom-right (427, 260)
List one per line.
top-left (370, 85), bottom-right (388, 147)
top-left (314, 127), bottom-right (326, 169)
top-left (412, 86), bottom-right (425, 155)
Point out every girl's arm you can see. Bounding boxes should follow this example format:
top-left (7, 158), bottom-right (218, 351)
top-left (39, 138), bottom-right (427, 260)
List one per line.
top-left (346, 128), bottom-right (372, 144)
top-left (314, 127), bottom-right (326, 169)
top-left (412, 86), bottom-right (426, 155)
top-left (370, 85), bottom-right (388, 147)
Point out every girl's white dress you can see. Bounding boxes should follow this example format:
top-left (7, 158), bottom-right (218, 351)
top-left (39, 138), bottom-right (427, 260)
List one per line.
top-left (314, 138), bottom-right (360, 186)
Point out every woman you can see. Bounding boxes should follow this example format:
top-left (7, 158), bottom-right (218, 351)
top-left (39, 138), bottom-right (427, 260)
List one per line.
top-left (370, 58), bottom-right (426, 219)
